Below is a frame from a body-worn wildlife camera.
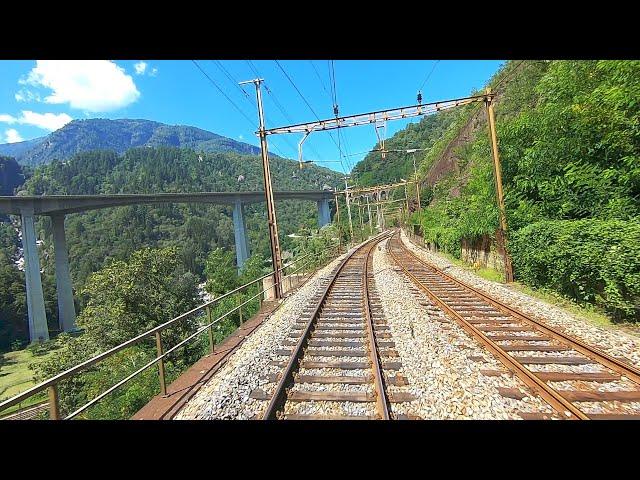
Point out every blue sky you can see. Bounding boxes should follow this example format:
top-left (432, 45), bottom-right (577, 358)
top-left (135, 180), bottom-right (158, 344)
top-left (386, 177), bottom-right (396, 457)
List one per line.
top-left (0, 60), bottom-right (504, 173)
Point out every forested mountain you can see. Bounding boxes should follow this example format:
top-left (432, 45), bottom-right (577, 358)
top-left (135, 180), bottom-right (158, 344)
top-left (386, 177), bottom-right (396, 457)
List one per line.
top-left (352, 60), bottom-right (640, 321)
top-left (0, 146), bottom-right (340, 349)
top-left (0, 118), bottom-right (266, 166)
top-left (0, 138), bottom-right (44, 160)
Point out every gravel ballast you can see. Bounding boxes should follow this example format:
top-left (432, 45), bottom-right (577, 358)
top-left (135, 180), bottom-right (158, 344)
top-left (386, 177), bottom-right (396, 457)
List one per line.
top-left (174, 254), bottom-right (348, 420)
top-left (400, 230), bottom-right (640, 370)
top-left (373, 238), bottom-right (554, 419)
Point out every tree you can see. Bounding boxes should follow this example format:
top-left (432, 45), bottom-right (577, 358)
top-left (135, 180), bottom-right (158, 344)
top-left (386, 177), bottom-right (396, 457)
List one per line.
top-left (33, 246), bottom-right (201, 418)
top-left (204, 247), bottom-right (237, 297)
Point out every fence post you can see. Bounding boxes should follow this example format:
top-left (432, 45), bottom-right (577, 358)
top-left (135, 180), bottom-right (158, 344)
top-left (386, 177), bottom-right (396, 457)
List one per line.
top-left (206, 306), bottom-right (215, 354)
top-left (48, 384), bottom-right (60, 420)
top-left (155, 331), bottom-right (167, 396)
top-left (238, 295), bottom-right (243, 325)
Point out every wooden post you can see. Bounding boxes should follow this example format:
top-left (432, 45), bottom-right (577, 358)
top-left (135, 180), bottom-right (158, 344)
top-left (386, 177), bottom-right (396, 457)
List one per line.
top-left (48, 384), bottom-right (60, 420)
top-left (485, 87), bottom-right (514, 283)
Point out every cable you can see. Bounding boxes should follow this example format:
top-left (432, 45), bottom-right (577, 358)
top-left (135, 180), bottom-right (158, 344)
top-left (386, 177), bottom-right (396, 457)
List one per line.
top-left (193, 60), bottom-right (293, 162)
top-left (275, 60), bottom-right (322, 120)
top-left (308, 60), bottom-right (333, 103)
top-left (191, 60), bottom-right (257, 129)
top-left (275, 60), bottom-right (348, 173)
top-left (418, 60), bottom-right (440, 92)
top-left (213, 60), bottom-right (251, 101)
top-left (493, 60), bottom-right (525, 92)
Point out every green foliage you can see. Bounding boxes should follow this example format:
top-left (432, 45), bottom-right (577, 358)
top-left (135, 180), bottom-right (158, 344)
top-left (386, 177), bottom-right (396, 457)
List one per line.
top-left (0, 235), bottom-right (26, 350)
top-left (291, 224), bottom-right (341, 269)
top-left (510, 219), bottom-right (640, 321)
top-left (405, 60), bottom-right (640, 320)
top-left (33, 247), bottom-right (202, 418)
top-left (204, 248), bottom-right (237, 297)
top-left (21, 146), bottom-right (339, 288)
top-left (76, 246), bottom-right (200, 350)
top-left (352, 110), bottom-right (459, 187)
top-left (0, 145), bottom-right (340, 346)
top-left (0, 156), bottom-right (25, 196)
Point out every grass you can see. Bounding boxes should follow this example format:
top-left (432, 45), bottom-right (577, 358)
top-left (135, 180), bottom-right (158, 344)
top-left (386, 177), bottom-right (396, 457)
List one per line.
top-left (0, 347), bottom-right (58, 403)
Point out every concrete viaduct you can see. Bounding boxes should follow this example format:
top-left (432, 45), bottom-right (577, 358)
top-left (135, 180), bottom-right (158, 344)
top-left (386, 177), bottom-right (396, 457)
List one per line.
top-left (0, 191), bottom-right (333, 343)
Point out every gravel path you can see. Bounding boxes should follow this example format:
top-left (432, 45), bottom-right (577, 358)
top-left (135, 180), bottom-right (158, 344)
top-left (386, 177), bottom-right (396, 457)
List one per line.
top-left (174, 254), bottom-right (347, 420)
top-left (400, 230), bottom-right (640, 369)
top-left (373, 238), bottom-right (554, 419)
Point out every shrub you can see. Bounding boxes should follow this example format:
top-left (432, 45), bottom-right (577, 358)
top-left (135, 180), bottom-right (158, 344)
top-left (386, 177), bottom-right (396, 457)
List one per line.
top-left (510, 218), bottom-right (640, 321)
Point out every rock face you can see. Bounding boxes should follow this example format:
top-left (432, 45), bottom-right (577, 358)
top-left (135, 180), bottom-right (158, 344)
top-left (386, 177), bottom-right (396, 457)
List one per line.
top-left (0, 118), bottom-right (265, 166)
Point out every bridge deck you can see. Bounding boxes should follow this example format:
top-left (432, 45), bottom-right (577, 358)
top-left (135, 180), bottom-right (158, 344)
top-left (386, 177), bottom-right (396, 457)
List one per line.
top-left (0, 190), bottom-right (333, 216)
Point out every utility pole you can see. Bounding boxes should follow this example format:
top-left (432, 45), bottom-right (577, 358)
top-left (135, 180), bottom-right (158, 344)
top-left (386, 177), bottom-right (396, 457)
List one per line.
top-left (242, 78), bottom-right (284, 299)
top-left (366, 194), bottom-right (372, 235)
top-left (401, 179), bottom-right (409, 221)
top-left (344, 177), bottom-right (354, 242)
top-left (357, 200), bottom-right (364, 240)
top-left (412, 153), bottom-right (421, 213)
top-left (485, 87), bottom-right (514, 283)
top-left (334, 191), bottom-right (342, 251)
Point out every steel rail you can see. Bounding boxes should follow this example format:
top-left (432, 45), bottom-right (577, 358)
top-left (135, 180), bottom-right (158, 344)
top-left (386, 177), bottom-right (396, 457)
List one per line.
top-left (262, 232), bottom-right (390, 419)
top-left (386, 232), bottom-right (584, 419)
top-left (362, 240), bottom-right (392, 419)
top-left (401, 231), bottom-right (640, 384)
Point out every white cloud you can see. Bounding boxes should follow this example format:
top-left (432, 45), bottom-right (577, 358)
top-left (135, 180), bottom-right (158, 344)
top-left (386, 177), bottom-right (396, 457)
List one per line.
top-left (22, 60), bottom-right (140, 112)
top-left (0, 114), bottom-right (17, 124)
top-left (19, 111), bottom-right (73, 131)
top-left (15, 89), bottom-right (41, 103)
top-left (4, 129), bottom-right (23, 143)
top-left (150, 67), bottom-right (158, 77)
top-left (134, 61), bottom-right (148, 75)
top-left (238, 134), bottom-right (244, 140)
top-left (0, 110), bottom-right (73, 131)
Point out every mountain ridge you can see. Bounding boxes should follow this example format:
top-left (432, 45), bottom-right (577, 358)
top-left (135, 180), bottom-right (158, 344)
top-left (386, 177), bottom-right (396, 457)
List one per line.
top-left (0, 118), bottom-right (270, 167)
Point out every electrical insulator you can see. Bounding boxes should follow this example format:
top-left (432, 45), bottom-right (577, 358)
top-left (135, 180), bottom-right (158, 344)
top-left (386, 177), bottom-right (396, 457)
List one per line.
top-left (333, 105), bottom-right (339, 117)
top-left (417, 91), bottom-right (423, 104)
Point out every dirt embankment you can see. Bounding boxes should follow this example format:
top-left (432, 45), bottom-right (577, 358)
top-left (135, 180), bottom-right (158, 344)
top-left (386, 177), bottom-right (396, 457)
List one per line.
top-left (424, 106), bottom-right (486, 197)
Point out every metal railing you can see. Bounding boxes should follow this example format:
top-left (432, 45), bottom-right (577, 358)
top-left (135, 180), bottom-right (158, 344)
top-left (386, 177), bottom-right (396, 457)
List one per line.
top-left (0, 243), bottom-right (342, 420)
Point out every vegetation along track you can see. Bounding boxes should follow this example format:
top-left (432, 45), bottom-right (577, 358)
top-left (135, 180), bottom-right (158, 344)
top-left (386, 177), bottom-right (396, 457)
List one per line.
top-left (388, 230), bottom-right (640, 419)
top-left (250, 232), bottom-right (416, 420)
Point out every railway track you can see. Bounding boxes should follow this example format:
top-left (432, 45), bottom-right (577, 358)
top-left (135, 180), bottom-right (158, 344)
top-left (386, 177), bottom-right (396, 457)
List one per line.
top-left (251, 233), bottom-right (416, 420)
top-left (388, 230), bottom-right (640, 419)
top-left (0, 401), bottom-right (48, 421)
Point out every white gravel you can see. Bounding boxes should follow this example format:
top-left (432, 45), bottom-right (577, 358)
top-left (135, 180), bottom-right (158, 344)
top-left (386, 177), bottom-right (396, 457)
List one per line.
top-left (174, 254), bottom-right (348, 420)
top-left (400, 230), bottom-right (640, 369)
top-left (373, 237), bottom-right (554, 419)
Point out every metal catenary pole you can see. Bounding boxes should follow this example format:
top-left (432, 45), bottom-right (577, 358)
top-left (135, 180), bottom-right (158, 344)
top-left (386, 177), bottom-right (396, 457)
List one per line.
top-left (413, 153), bottom-right (421, 213)
top-left (344, 177), bottom-right (354, 241)
top-left (243, 78), bottom-right (284, 298)
top-left (485, 87), bottom-right (514, 283)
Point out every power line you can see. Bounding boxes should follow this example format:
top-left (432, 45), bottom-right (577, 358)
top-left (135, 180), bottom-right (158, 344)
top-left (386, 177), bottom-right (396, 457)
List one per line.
top-left (213, 60), bottom-right (252, 101)
top-left (493, 60), bottom-right (525, 92)
top-left (275, 60), bottom-right (348, 173)
top-left (308, 60), bottom-right (333, 103)
top-left (275, 60), bottom-right (322, 120)
top-left (193, 60), bottom-right (293, 161)
top-left (191, 60), bottom-right (257, 129)
top-left (418, 60), bottom-right (440, 92)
